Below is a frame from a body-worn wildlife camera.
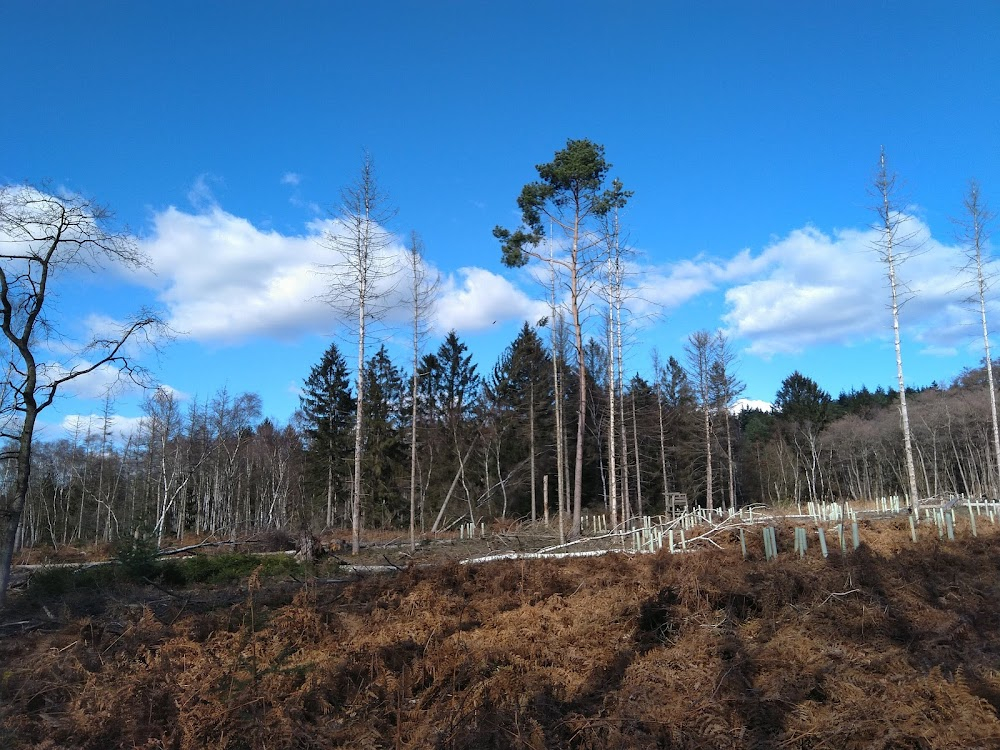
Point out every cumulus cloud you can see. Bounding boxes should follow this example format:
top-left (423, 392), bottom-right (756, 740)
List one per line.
top-left (135, 205), bottom-right (547, 344)
top-left (435, 267), bottom-right (549, 332)
top-left (720, 220), bottom-right (976, 356)
top-left (60, 413), bottom-right (146, 444)
top-left (634, 218), bottom-right (977, 358)
top-left (732, 398), bottom-right (773, 414)
top-left (49, 361), bottom-right (135, 400)
top-left (137, 207), bottom-right (334, 341)
top-left (627, 246), bottom-right (775, 318)
top-left (280, 172), bottom-right (302, 186)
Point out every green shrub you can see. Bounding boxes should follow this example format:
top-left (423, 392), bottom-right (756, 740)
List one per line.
top-left (26, 564), bottom-right (116, 600)
top-left (171, 553), bottom-right (304, 585)
top-left (114, 531), bottom-right (160, 581)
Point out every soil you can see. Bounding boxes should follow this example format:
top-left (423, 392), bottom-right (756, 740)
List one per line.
top-left (4, 518), bottom-right (1000, 749)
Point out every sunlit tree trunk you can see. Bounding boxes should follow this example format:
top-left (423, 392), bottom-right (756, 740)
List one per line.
top-left (319, 154), bottom-right (396, 554)
top-left (872, 148), bottom-right (921, 514)
top-left (961, 181), bottom-right (999, 497)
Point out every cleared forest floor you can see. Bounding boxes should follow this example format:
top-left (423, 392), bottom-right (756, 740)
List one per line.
top-left (4, 518), bottom-right (1000, 749)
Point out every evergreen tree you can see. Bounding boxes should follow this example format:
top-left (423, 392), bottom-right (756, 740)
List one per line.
top-left (624, 373), bottom-right (660, 518)
top-left (299, 343), bottom-right (355, 528)
top-left (423, 331), bottom-right (482, 528)
top-left (659, 356), bottom-right (700, 506)
top-left (483, 323), bottom-right (553, 519)
top-left (774, 371), bottom-right (832, 503)
top-left (434, 330), bottom-right (480, 426)
top-left (363, 345), bottom-right (407, 527)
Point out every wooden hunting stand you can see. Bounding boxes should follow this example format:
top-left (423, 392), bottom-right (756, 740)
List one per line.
top-left (666, 492), bottom-right (689, 517)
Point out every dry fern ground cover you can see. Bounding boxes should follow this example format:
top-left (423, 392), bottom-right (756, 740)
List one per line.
top-left (4, 518), bottom-right (1000, 749)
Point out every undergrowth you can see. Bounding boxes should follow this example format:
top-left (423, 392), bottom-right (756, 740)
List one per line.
top-left (24, 552), bottom-right (309, 604)
top-left (6, 521), bottom-right (1000, 748)
top-left (164, 552), bottom-right (306, 585)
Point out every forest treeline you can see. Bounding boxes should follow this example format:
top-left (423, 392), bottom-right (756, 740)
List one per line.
top-left (9, 323), bottom-right (999, 552)
top-left (1, 144), bottom-right (994, 572)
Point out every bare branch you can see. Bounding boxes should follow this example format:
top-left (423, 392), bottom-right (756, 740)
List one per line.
top-left (0, 183), bottom-right (164, 610)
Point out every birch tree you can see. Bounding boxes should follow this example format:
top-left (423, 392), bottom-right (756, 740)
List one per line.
top-left (495, 139), bottom-right (628, 538)
top-left (956, 180), bottom-right (998, 496)
top-left (405, 231), bottom-right (438, 550)
top-left (319, 155), bottom-right (397, 554)
top-left (0, 185), bottom-right (162, 609)
top-left (602, 179), bottom-right (632, 527)
top-left (871, 148), bottom-right (921, 514)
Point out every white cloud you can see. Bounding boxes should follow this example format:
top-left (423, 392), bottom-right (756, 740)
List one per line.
top-left (138, 206), bottom-right (334, 342)
top-left (187, 173), bottom-right (223, 210)
top-left (920, 344), bottom-right (959, 357)
top-left (281, 172), bottom-right (302, 186)
top-left (60, 413), bottom-right (146, 444)
top-left (136, 205), bottom-right (546, 344)
top-left (154, 384), bottom-right (190, 402)
top-left (731, 398), bottom-right (772, 414)
top-left (720, 219), bottom-right (977, 356)
top-left (635, 218), bottom-right (975, 358)
top-left (32, 358), bottom-right (142, 402)
top-left (435, 267), bottom-right (548, 332)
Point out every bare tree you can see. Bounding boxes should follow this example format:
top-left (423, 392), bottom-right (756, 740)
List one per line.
top-left (956, 180), bottom-right (998, 496)
top-left (870, 148), bottom-right (921, 515)
top-left (604, 309), bottom-right (620, 527)
top-left (541, 244), bottom-right (568, 533)
top-left (0, 185), bottom-right (163, 609)
top-left (318, 154), bottom-right (398, 554)
top-left (405, 231), bottom-right (438, 551)
top-left (601, 180), bottom-right (632, 527)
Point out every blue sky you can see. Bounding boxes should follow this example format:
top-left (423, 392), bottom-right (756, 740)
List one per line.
top-left (3, 1), bottom-right (999, 439)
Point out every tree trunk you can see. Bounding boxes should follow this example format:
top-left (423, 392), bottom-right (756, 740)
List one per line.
top-left (607, 310), bottom-right (619, 528)
top-left (529, 387), bottom-right (537, 523)
top-left (656, 377), bottom-right (670, 515)
top-left (0, 409), bottom-right (37, 609)
top-left (631, 392), bottom-right (643, 519)
top-left (568, 211), bottom-right (586, 539)
top-left (704, 407), bottom-right (713, 512)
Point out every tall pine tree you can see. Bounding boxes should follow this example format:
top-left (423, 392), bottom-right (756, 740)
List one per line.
top-left (483, 322), bottom-right (554, 519)
top-left (363, 345), bottom-right (407, 527)
top-left (299, 343), bottom-right (355, 528)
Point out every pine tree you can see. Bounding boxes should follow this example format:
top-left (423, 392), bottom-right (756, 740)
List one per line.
top-left (495, 139), bottom-right (630, 538)
top-left (363, 345), bottom-right (407, 527)
top-left (659, 356), bottom-right (700, 507)
top-left (299, 343), bottom-right (355, 528)
top-left (774, 371), bottom-right (832, 504)
top-left (484, 322), bottom-right (554, 519)
top-left (425, 331), bottom-right (482, 530)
